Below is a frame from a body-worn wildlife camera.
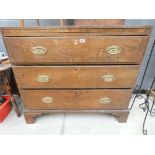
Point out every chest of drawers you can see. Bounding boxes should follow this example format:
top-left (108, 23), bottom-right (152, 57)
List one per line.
top-left (1, 26), bottom-right (151, 124)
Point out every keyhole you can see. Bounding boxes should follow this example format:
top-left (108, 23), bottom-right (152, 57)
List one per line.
top-left (74, 91), bottom-right (80, 95)
top-left (74, 40), bottom-right (78, 45)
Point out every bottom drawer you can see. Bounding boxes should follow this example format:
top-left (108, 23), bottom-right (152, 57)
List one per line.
top-left (20, 89), bottom-right (132, 110)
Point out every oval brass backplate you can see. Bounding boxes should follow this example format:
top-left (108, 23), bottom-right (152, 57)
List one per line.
top-left (106, 45), bottom-right (122, 55)
top-left (32, 46), bottom-right (47, 55)
top-left (41, 97), bottom-right (53, 104)
top-left (102, 74), bottom-right (115, 82)
top-left (99, 97), bottom-right (112, 104)
top-left (37, 75), bottom-right (50, 83)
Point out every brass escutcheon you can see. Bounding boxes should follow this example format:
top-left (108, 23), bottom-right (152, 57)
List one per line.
top-left (37, 75), bottom-right (50, 83)
top-left (99, 97), bottom-right (112, 104)
top-left (32, 46), bottom-right (47, 55)
top-left (41, 97), bottom-right (53, 103)
top-left (106, 45), bottom-right (122, 55)
top-left (102, 74), bottom-right (115, 82)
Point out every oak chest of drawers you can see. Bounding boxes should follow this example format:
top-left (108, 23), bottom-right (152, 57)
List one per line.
top-left (1, 26), bottom-right (151, 123)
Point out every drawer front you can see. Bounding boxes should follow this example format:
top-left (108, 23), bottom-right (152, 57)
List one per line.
top-left (20, 89), bottom-right (132, 110)
top-left (5, 36), bottom-right (148, 64)
top-left (13, 65), bottom-right (139, 89)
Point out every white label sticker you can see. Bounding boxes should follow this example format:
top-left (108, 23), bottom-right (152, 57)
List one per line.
top-left (79, 39), bottom-right (85, 43)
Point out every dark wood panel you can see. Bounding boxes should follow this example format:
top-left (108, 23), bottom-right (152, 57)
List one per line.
top-left (13, 65), bottom-right (139, 89)
top-left (5, 36), bottom-right (148, 64)
top-left (20, 89), bottom-right (132, 110)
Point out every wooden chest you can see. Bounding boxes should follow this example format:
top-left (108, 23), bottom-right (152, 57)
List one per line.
top-left (0, 26), bottom-right (151, 123)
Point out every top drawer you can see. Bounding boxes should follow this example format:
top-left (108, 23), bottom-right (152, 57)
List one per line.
top-left (4, 36), bottom-right (148, 64)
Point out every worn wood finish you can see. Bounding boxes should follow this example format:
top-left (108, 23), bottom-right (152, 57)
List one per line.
top-left (24, 112), bottom-right (42, 124)
top-left (111, 111), bottom-right (129, 122)
top-left (1, 26), bottom-right (151, 124)
top-left (13, 65), bottom-right (139, 89)
top-left (4, 36), bottom-right (148, 64)
top-left (1, 26), bottom-right (152, 37)
top-left (20, 89), bottom-right (132, 110)
top-left (24, 110), bottom-right (129, 124)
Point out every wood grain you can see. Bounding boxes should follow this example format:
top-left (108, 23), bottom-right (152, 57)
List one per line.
top-left (4, 36), bottom-right (148, 64)
top-left (20, 89), bottom-right (132, 110)
top-left (1, 26), bottom-right (152, 37)
top-left (13, 65), bottom-right (139, 89)
top-left (1, 26), bottom-right (151, 124)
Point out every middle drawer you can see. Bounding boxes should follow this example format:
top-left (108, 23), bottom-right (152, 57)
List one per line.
top-left (13, 65), bottom-right (139, 89)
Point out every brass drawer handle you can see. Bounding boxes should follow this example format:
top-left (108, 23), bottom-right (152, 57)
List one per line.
top-left (37, 75), bottom-right (51, 83)
top-left (102, 74), bottom-right (115, 82)
top-left (32, 46), bottom-right (47, 55)
top-left (41, 97), bottom-right (53, 103)
top-left (99, 97), bottom-right (112, 104)
top-left (106, 45), bottom-right (122, 55)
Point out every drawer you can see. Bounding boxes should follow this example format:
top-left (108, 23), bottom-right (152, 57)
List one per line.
top-left (20, 89), bottom-right (132, 110)
top-left (13, 65), bottom-right (139, 89)
top-left (5, 36), bottom-right (148, 64)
